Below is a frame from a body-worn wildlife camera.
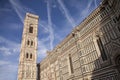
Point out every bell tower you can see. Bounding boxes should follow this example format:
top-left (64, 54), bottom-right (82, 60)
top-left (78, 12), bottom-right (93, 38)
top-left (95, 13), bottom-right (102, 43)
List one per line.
top-left (18, 13), bottom-right (39, 80)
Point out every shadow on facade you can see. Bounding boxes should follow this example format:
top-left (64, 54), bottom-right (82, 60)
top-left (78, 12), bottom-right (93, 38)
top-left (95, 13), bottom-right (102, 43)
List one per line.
top-left (36, 0), bottom-right (120, 80)
top-left (91, 0), bottom-right (120, 80)
top-left (37, 64), bottom-right (40, 80)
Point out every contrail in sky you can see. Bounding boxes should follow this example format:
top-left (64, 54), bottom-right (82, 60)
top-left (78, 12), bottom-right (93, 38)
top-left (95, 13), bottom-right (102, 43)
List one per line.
top-left (47, 0), bottom-right (54, 50)
top-left (9, 0), bottom-right (24, 23)
top-left (9, 0), bottom-right (35, 24)
top-left (57, 0), bottom-right (76, 27)
top-left (81, 0), bottom-right (94, 18)
top-left (94, 0), bottom-right (97, 8)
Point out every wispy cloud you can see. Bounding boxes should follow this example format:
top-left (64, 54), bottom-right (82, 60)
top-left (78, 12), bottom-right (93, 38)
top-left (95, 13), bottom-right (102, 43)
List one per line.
top-left (94, 0), bottom-right (97, 8)
top-left (0, 36), bottom-right (20, 56)
top-left (46, 0), bottom-right (54, 50)
top-left (39, 23), bottom-right (49, 33)
top-left (9, 0), bottom-right (34, 23)
top-left (9, 0), bottom-right (24, 23)
top-left (38, 19), bottom-right (62, 62)
top-left (0, 60), bottom-right (10, 66)
top-left (0, 60), bottom-right (18, 80)
top-left (81, 0), bottom-right (94, 18)
top-left (38, 20), bottom-right (53, 62)
top-left (0, 8), bottom-right (11, 12)
top-left (57, 0), bottom-right (76, 27)
top-left (37, 39), bottom-right (47, 62)
top-left (66, 0), bottom-right (81, 11)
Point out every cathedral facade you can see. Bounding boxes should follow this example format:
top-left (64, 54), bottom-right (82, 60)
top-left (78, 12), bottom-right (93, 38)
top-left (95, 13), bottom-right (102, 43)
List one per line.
top-left (18, 0), bottom-right (120, 80)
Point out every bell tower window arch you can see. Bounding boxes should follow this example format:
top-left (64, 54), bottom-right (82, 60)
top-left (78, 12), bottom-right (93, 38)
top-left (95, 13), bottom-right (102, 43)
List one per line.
top-left (30, 54), bottom-right (32, 59)
top-left (29, 24), bottom-right (33, 33)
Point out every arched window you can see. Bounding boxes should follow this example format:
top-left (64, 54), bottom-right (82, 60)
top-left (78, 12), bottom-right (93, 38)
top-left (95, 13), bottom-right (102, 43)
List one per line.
top-left (26, 53), bottom-right (29, 58)
top-left (31, 41), bottom-right (33, 46)
top-left (97, 37), bottom-right (107, 61)
top-left (30, 54), bottom-right (32, 59)
top-left (27, 40), bottom-right (30, 45)
top-left (69, 54), bottom-right (73, 73)
top-left (29, 24), bottom-right (33, 33)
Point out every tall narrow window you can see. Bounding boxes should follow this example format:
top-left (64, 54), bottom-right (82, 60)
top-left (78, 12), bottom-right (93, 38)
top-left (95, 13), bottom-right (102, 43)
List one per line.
top-left (69, 54), bottom-right (73, 73)
top-left (82, 66), bottom-right (86, 73)
top-left (27, 40), bottom-right (30, 45)
top-left (118, 26), bottom-right (120, 32)
top-left (26, 53), bottom-right (29, 58)
top-left (116, 15), bottom-right (120, 21)
top-left (97, 37), bottom-right (107, 61)
top-left (29, 24), bottom-right (33, 33)
top-left (31, 41), bottom-right (33, 46)
top-left (30, 54), bottom-right (32, 59)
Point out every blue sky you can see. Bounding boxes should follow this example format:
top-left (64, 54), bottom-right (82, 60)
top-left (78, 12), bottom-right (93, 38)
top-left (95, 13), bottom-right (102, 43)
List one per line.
top-left (0, 0), bottom-right (101, 80)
